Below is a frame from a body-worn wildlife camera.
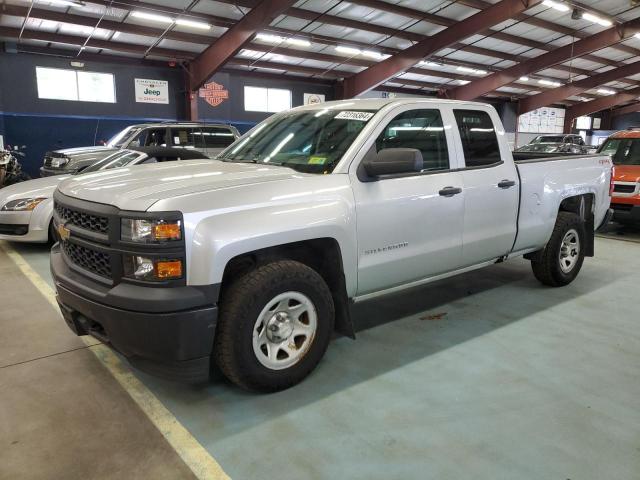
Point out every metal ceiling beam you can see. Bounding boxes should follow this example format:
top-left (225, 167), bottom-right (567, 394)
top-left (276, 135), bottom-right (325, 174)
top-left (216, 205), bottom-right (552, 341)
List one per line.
top-left (341, 0), bottom-right (543, 98)
top-left (564, 86), bottom-right (640, 131)
top-left (455, 0), bottom-right (640, 58)
top-left (0, 26), bottom-right (193, 59)
top-left (40, 0), bottom-right (634, 81)
top-left (611, 101), bottom-right (640, 117)
top-left (216, 0), bottom-right (632, 70)
top-left (188, 0), bottom-right (296, 90)
top-left (519, 61), bottom-right (640, 114)
top-left (2, 5), bottom-right (572, 97)
top-left (447, 18), bottom-right (640, 101)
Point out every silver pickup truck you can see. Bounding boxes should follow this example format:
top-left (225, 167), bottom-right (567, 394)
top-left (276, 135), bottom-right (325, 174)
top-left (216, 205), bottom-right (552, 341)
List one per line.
top-left (50, 99), bottom-right (614, 392)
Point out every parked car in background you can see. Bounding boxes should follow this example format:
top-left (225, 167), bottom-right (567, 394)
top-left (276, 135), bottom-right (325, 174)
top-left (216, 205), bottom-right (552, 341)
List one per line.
top-left (0, 147), bottom-right (209, 242)
top-left (50, 98), bottom-right (613, 392)
top-left (514, 134), bottom-right (589, 154)
top-left (598, 128), bottom-right (640, 223)
top-left (40, 122), bottom-right (240, 177)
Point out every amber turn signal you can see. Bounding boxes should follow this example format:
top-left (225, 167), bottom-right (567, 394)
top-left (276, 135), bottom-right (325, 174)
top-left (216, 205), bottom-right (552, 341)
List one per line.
top-left (156, 260), bottom-right (183, 279)
top-left (153, 222), bottom-right (182, 241)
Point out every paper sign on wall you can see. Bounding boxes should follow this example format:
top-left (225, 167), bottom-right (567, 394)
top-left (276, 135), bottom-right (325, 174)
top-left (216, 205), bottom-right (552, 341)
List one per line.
top-left (135, 78), bottom-right (169, 104)
top-left (304, 93), bottom-right (325, 105)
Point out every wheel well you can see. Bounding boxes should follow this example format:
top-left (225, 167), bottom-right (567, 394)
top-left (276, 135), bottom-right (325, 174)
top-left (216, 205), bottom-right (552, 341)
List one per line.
top-left (558, 193), bottom-right (595, 256)
top-left (221, 239), bottom-right (355, 338)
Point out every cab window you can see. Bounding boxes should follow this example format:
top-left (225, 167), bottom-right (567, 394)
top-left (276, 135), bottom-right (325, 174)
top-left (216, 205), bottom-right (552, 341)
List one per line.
top-left (170, 127), bottom-right (199, 148)
top-left (453, 109), bottom-right (501, 168)
top-left (375, 109), bottom-right (449, 171)
top-left (200, 127), bottom-right (236, 148)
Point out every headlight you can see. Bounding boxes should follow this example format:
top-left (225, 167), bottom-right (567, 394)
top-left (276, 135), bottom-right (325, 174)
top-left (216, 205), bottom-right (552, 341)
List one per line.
top-left (50, 157), bottom-right (69, 168)
top-left (121, 219), bottom-right (182, 243)
top-left (1, 197), bottom-right (47, 211)
top-left (123, 255), bottom-right (183, 281)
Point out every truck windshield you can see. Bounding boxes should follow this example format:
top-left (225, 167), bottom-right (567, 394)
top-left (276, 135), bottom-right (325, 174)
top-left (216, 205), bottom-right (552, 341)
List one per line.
top-left (217, 109), bottom-right (376, 174)
top-left (81, 151), bottom-right (143, 173)
top-left (598, 138), bottom-right (640, 165)
top-left (106, 126), bottom-right (143, 148)
top-left (532, 136), bottom-right (564, 143)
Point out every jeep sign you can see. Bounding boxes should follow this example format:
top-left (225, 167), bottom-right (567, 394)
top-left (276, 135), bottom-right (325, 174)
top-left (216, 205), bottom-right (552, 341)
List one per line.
top-left (135, 78), bottom-right (169, 104)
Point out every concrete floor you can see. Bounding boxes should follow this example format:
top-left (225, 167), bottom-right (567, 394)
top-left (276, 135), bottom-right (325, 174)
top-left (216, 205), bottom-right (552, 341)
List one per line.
top-left (1, 225), bottom-right (639, 479)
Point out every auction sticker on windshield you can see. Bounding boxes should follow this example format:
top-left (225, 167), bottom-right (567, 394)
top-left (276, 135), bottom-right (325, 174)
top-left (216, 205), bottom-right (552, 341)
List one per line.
top-left (335, 111), bottom-right (375, 121)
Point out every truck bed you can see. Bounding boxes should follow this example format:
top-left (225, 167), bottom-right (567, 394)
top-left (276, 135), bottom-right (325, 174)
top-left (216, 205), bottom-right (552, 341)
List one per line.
top-left (512, 151), bottom-right (590, 162)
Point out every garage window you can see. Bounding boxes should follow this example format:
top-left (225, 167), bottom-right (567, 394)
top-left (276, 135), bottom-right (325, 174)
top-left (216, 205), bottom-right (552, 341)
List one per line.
top-left (244, 86), bottom-right (291, 113)
top-left (36, 67), bottom-right (116, 103)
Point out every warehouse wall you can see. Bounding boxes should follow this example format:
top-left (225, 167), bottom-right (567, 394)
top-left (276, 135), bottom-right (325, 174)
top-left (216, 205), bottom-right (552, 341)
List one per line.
top-left (0, 50), bottom-right (186, 176)
top-left (0, 50), bottom-right (336, 177)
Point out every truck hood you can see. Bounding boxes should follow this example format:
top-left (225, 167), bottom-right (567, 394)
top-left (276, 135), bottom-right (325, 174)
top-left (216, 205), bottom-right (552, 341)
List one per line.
top-left (51, 146), bottom-right (113, 156)
top-left (614, 165), bottom-right (640, 183)
top-left (0, 174), bottom-right (69, 206)
top-left (57, 159), bottom-right (311, 211)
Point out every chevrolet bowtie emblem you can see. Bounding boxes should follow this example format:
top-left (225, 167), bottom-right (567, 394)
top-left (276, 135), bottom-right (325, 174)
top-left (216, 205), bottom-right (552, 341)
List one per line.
top-left (57, 223), bottom-right (71, 241)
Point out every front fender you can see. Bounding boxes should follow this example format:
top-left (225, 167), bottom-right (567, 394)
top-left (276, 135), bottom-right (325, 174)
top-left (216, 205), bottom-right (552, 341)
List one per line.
top-left (185, 199), bottom-right (358, 296)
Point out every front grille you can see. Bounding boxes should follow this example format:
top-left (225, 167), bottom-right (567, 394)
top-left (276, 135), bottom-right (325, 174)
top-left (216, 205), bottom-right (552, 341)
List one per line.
top-left (62, 241), bottom-right (112, 278)
top-left (613, 184), bottom-right (636, 194)
top-left (612, 203), bottom-right (633, 212)
top-left (43, 156), bottom-right (53, 167)
top-left (55, 203), bottom-right (109, 234)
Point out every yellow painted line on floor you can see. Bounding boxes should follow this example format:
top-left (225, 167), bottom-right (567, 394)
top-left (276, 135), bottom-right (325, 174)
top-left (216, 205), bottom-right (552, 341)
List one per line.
top-left (0, 242), bottom-right (230, 480)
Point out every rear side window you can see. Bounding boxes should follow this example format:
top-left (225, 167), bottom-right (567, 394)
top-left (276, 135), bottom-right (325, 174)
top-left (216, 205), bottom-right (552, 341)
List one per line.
top-left (376, 109), bottom-right (449, 171)
top-left (129, 128), bottom-right (167, 148)
top-left (200, 127), bottom-right (236, 148)
top-left (170, 127), bottom-right (199, 148)
top-left (454, 109), bottom-right (501, 168)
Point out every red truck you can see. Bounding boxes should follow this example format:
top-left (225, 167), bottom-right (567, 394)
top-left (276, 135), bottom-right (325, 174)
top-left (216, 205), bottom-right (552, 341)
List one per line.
top-left (599, 129), bottom-right (640, 224)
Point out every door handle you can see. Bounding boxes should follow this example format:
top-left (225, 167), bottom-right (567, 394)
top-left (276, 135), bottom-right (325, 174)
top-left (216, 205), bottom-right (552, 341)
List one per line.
top-left (439, 186), bottom-right (462, 197)
top-left (498, 179), bottom-right (517, 189)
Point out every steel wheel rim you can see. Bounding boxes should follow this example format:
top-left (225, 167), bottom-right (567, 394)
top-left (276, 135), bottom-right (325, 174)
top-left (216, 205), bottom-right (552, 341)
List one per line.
top-left (252, 291), bottom-right (317, 370)
top-left (559, 228), bottom-right (580, 273)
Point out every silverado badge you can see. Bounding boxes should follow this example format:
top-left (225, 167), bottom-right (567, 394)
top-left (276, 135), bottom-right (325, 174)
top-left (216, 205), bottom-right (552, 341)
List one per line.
top-left (57, 223), bottom-right (71, 241)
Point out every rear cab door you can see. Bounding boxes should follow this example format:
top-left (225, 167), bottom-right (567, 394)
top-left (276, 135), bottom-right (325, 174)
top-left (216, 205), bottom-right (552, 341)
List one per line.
top-left (449, 106), bottom-right (520, 266)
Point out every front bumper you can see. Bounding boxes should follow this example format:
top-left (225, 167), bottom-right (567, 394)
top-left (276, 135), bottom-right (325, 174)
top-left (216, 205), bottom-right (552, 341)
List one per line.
top-left (0, 206), bottom-right (50, 243)
top-left (611, 203), bottom-right (640, 223)
top-left (51, 244), bottom-right (219, 382)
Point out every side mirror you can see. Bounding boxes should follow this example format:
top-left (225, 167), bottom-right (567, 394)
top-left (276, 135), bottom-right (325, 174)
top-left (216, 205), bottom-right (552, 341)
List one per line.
top-left (363, 148), bottom-right (424, 177)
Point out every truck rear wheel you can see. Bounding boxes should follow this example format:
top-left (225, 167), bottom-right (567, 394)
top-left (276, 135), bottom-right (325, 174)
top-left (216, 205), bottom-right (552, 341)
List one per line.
top-left (531, 211), bottom-right (586, 287)
top-left (214, 260), bottom-right (334, 392)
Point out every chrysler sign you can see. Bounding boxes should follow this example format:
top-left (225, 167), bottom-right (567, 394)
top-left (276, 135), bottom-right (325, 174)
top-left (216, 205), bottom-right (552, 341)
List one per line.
top-left (135, 78), bottom-right (169, 104)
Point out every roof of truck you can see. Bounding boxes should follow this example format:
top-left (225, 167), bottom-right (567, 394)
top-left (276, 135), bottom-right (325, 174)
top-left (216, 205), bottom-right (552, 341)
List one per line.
top-left (292, 97), bottom-right (490, 112)
top-left (609, 128), bottom-right (640, 139)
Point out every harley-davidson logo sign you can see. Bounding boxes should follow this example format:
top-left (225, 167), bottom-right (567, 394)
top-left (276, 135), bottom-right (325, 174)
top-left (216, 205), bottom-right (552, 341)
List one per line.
top-left (199, 82), bottom-right (229, 107)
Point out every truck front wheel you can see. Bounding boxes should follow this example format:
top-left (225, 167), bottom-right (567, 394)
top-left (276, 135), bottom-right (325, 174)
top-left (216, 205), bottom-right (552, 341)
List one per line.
top-left (531, 211), bottom-right (586, 287)
top-left (214, 260), bottom-right (335, 392)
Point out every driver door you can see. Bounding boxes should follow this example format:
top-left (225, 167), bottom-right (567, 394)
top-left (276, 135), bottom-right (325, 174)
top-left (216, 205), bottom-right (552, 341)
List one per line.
top-left (351, 106), bottom-right (465, 296)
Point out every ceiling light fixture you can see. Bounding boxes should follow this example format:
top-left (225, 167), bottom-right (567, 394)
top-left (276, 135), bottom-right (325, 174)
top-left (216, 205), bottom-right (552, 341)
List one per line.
top-left (256, 33), bottom-right (284, 43)
top-left (175, 18), bottom-right (210, 30)
top-left (538, 79), bottom-right (562, 87)
top-left (597, 88), bottom-right (616, 95)
top-left (286, 38), bottom-right (311, 47)
top-left (542, 0), bottom-right (569, 12)
top-left (130, 11), bottom-right (173, 23)
top-left (362, 50), bottom-right (386, 59)
top-left (335, 45), bottom-right (361, 55)
top-left (419, 61), bottom-right (443, 67)
top-left (582, 12), bottom-right (613, 27)
top-left (40, 0), bottom-right (87, 7)
top-left (519, 76), bottom-right (530, 81)
top-left (457, 66), bottom-right (487, 75)
top-left (458, 80), bottom-right (470, 85)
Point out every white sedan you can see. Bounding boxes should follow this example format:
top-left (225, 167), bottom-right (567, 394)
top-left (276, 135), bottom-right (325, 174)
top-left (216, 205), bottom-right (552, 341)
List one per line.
top-left (0, 147), bottom-right (208, 243)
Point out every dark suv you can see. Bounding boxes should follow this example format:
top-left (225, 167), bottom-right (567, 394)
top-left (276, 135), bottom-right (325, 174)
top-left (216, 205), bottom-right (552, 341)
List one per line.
top-left (40, 122), bottom-right (240, 177)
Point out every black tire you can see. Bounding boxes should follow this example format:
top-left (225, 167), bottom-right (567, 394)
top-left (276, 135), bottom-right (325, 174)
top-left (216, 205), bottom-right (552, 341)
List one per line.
top-left (48, 220), bottom-right (59, 244)
top-left (214, 260), bottom-right (335, 392)
top-left (531, 211), bottom-right (586, 287)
